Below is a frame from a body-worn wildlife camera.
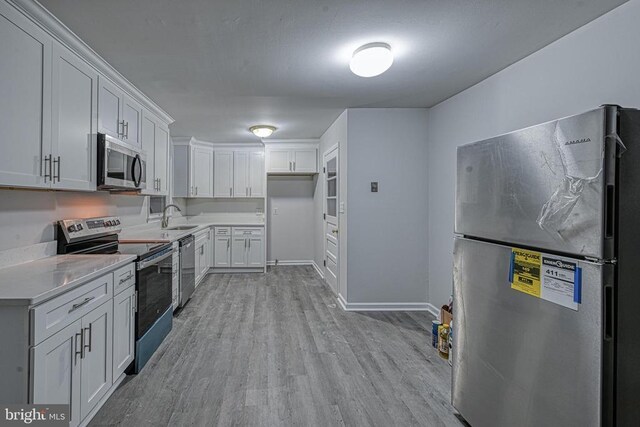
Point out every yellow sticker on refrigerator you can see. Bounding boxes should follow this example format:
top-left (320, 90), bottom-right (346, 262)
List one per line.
top-left (509, 247), bottom-right (582, 311)
top-left (509, 248), bottom-right (542, 297)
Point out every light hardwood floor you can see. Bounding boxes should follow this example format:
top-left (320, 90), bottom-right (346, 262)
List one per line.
top-left (90, 266), bottom-right (463, 426)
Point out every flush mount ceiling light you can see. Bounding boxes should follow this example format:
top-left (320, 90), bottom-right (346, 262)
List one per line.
top-left (249, 125), bottom-right (276, 138)
top-left (349, 42), bottom-right (393, 77)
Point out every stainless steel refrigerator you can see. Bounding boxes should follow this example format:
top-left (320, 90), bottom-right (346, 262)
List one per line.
top-left (452, 105), bottom-right (640, 427)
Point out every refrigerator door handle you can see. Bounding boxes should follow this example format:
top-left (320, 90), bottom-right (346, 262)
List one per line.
top-left (604, 284), bottom-right (614, 340)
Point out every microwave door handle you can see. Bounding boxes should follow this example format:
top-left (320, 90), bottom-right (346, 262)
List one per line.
top-left (131, 154), bottom-right (142, 187)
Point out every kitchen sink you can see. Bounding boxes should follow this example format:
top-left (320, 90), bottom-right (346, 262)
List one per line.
top-left (165, 225), bottom-right (199, 231)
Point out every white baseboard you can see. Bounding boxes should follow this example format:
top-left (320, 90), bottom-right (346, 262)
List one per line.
top-left (338, 300), bottom-right (433, 312)
top-left (337, 293), bottom-right (347, 310)
top-left (266, 260), bottom-right (314, 266)
top-left (311, 261), bottom-right (324, 279)
top-left (426, 303), bottom-right (440, 318)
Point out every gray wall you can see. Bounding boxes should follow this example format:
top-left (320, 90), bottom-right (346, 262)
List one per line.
top-left (0, 189), bottom-right (150, 252)
top-left (346, 109), bottom-right (429, 304)
top-left (426, 0), bottom-right (639, 309)
top-left (267, 176), bottom-right (316, 262)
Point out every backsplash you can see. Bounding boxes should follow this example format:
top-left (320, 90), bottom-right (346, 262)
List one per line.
top-left (0, 188), bottom-right (151, 252)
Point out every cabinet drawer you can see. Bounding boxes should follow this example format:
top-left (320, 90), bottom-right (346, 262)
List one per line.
top-left (215, 227), bottom-right (231, 236)
top-left (232, 227), bottom-right (263, 237)
top-left (31, 273), bottom-right (113, 346)
top-left (113, 263), bottom-right (135, 295)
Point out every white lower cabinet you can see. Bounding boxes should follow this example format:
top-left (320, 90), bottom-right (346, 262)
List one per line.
top-left (229, 227), bottom-right (264, 268)
top-left (214, 227), bottom-right (231, 267)
top-left (195, 229), bottom-right (211, 285)
top-left (28, 263), bottom-right (135, 427)
top-left (31, 320), bottom-right (82, 427)
top-left (112, 286), bottom-right (135, 380)
top-left (80, 301), bottom-right (113, 420)
top-left (31, 300), bottom-right (113, 427)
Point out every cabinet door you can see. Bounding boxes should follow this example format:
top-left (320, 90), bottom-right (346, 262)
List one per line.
top-left (249, 151), bottom-right (265, 197)
top-left (51, 43), bottom-right (97, 191)
top-left (191, 146), bottom-right (214, 197)
top-left (112, 286), bottom-right (134, 380)
top-left (214, 236), bottom-right (231, 267)
top-left (213, 151), bottom-right (234, 198)
top-left (155, 126), bottom-right (169, 195)
top-left (98, 76), bottom-right (123, 139)
top-left (247, 236), bottom-right (264, 267)
top-left (0, 3), bottom-right (51, 188)
top-left (194, 242), bottom-right (202, 285)
top-left (231, 237), bottom-right (247, 267)
top-left (233, 151), bottom-right (249, 198)
top-left (266, 149), bottom-right (291, 173)
top-left (80, 302), bottom-right (113, 420)
top-left (292, 149), bottom-right (317, 173)
top-left (31, 320), bottom-right (82, 427)
top-left (140, 113), bottom-right (156, 194)
top-left (122, 96), bottom-right (142, 147)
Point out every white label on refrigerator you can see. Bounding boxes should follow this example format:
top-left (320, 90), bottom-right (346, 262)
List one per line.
top-left (541, 255), bottom-right (581, 311)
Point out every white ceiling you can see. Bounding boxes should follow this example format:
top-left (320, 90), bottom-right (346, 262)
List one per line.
top-left (40, 0), bottom-right (625, 142)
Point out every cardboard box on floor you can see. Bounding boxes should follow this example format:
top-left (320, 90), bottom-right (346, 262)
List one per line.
top-left (440, 306), bottom-right (452, 326)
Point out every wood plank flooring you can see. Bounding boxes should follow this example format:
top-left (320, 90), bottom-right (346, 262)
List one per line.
top-left (90, 266), bottom-right (462, 426)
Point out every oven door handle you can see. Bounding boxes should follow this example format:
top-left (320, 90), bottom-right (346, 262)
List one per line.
top-left (136, 250), bottom-right (176, 271)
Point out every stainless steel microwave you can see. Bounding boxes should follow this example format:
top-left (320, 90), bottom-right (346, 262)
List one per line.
top-left (97, 133), bottom-right (146, 191)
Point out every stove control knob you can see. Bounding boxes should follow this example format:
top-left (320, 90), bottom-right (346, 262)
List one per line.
top-left (115, 219), bottom-right (121, 225)
top-left (76, 224), bottom-right (84, 231)
top-left (67, 225), bottom-right (77, 233)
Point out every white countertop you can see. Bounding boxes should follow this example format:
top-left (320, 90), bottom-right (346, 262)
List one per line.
top-left (0, 254), bottom-right (136, 306)
top-left (119, 218), bottom-right (264, 243)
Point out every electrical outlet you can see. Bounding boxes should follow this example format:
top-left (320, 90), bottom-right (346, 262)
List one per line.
top-left (274, 207), bottom-right (279, 215)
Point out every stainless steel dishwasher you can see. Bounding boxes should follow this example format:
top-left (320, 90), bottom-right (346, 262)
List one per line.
top-left (178, 235), bottom-right (195, 307)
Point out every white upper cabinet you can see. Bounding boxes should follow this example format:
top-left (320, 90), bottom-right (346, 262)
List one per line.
top-left (0, 1), bottom-right (173, 193)
top-left (266, 146), bottom-right (318, 174)
top-left (141, 112), bottom-right (170, 195)
top-left (122, 96), bottom-right (142, 147)
top-left (266, 149), bottom-right (290, 174)
top-left (0, 2), bottom-right (51, 189)
top-left (155, 125), bottom-right (169, 195)
top-left (249, 151), bottom-right (265, 197)
top-left (191, 145), bottom-right (214, 198)
top-left (291, 149), bottom-right (317, 173)
top-left (51, 43), bottom-right (98, 191)
top-left (98, 77), bottom-right (124, 139)
top-left (214, 151), bottom-right (234, 198)
top-left (232, 150), bottom-right (264, 198)
top-left (233, 151), bottom-right (249, 197)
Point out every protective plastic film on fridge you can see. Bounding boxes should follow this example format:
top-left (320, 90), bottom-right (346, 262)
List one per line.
top-left (452, 106), bottom-right (640, 427)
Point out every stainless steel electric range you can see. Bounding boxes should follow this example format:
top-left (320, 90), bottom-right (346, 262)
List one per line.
top-left (57, 216), bottom-right (175, 373)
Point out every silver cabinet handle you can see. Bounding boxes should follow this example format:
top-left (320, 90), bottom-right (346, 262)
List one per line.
top-left (293, 161), bottom-right (296, 171)
top-left (250, 187), bottom-right (252, 197)
top-left (249, 239), bottom-right (251, 249)
top-left (227, 239), bottom-right (230, 249)
top-left (83, 322), bottom-right (92, 354)
top-left (68, 296), bottom-right (94, 313)
top-left (158, 178), bottom-right (161, 192)
top-left (53, 156), bottom-right (61, 182)
top-left (289, 161), bottom-right (292, 171)
top-left (125, 121), bottom-right (129, 139)
top-left (118, 120), bottom-right (125, 137)
top-left (43, 155), bottom-right (52, 182)
top-left (74, 331), bottom-right (83, 364)
top-left (229, 187), bottom-right (232, 197)
top-left (196, 186), bottom-right (198, 195)
top-left (119, 273), bottom-right (133, 284)
top-left (246, 187), bottom-right (248, 197)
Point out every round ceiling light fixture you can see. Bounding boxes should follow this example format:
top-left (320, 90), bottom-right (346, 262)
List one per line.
top-left (349, 42), bottom-right (393, 78)
top-left (249, 125), bottom-right (277, 138)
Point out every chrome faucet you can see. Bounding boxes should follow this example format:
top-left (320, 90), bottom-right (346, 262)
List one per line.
top-left (161, 204), bottom-right (182, 229)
